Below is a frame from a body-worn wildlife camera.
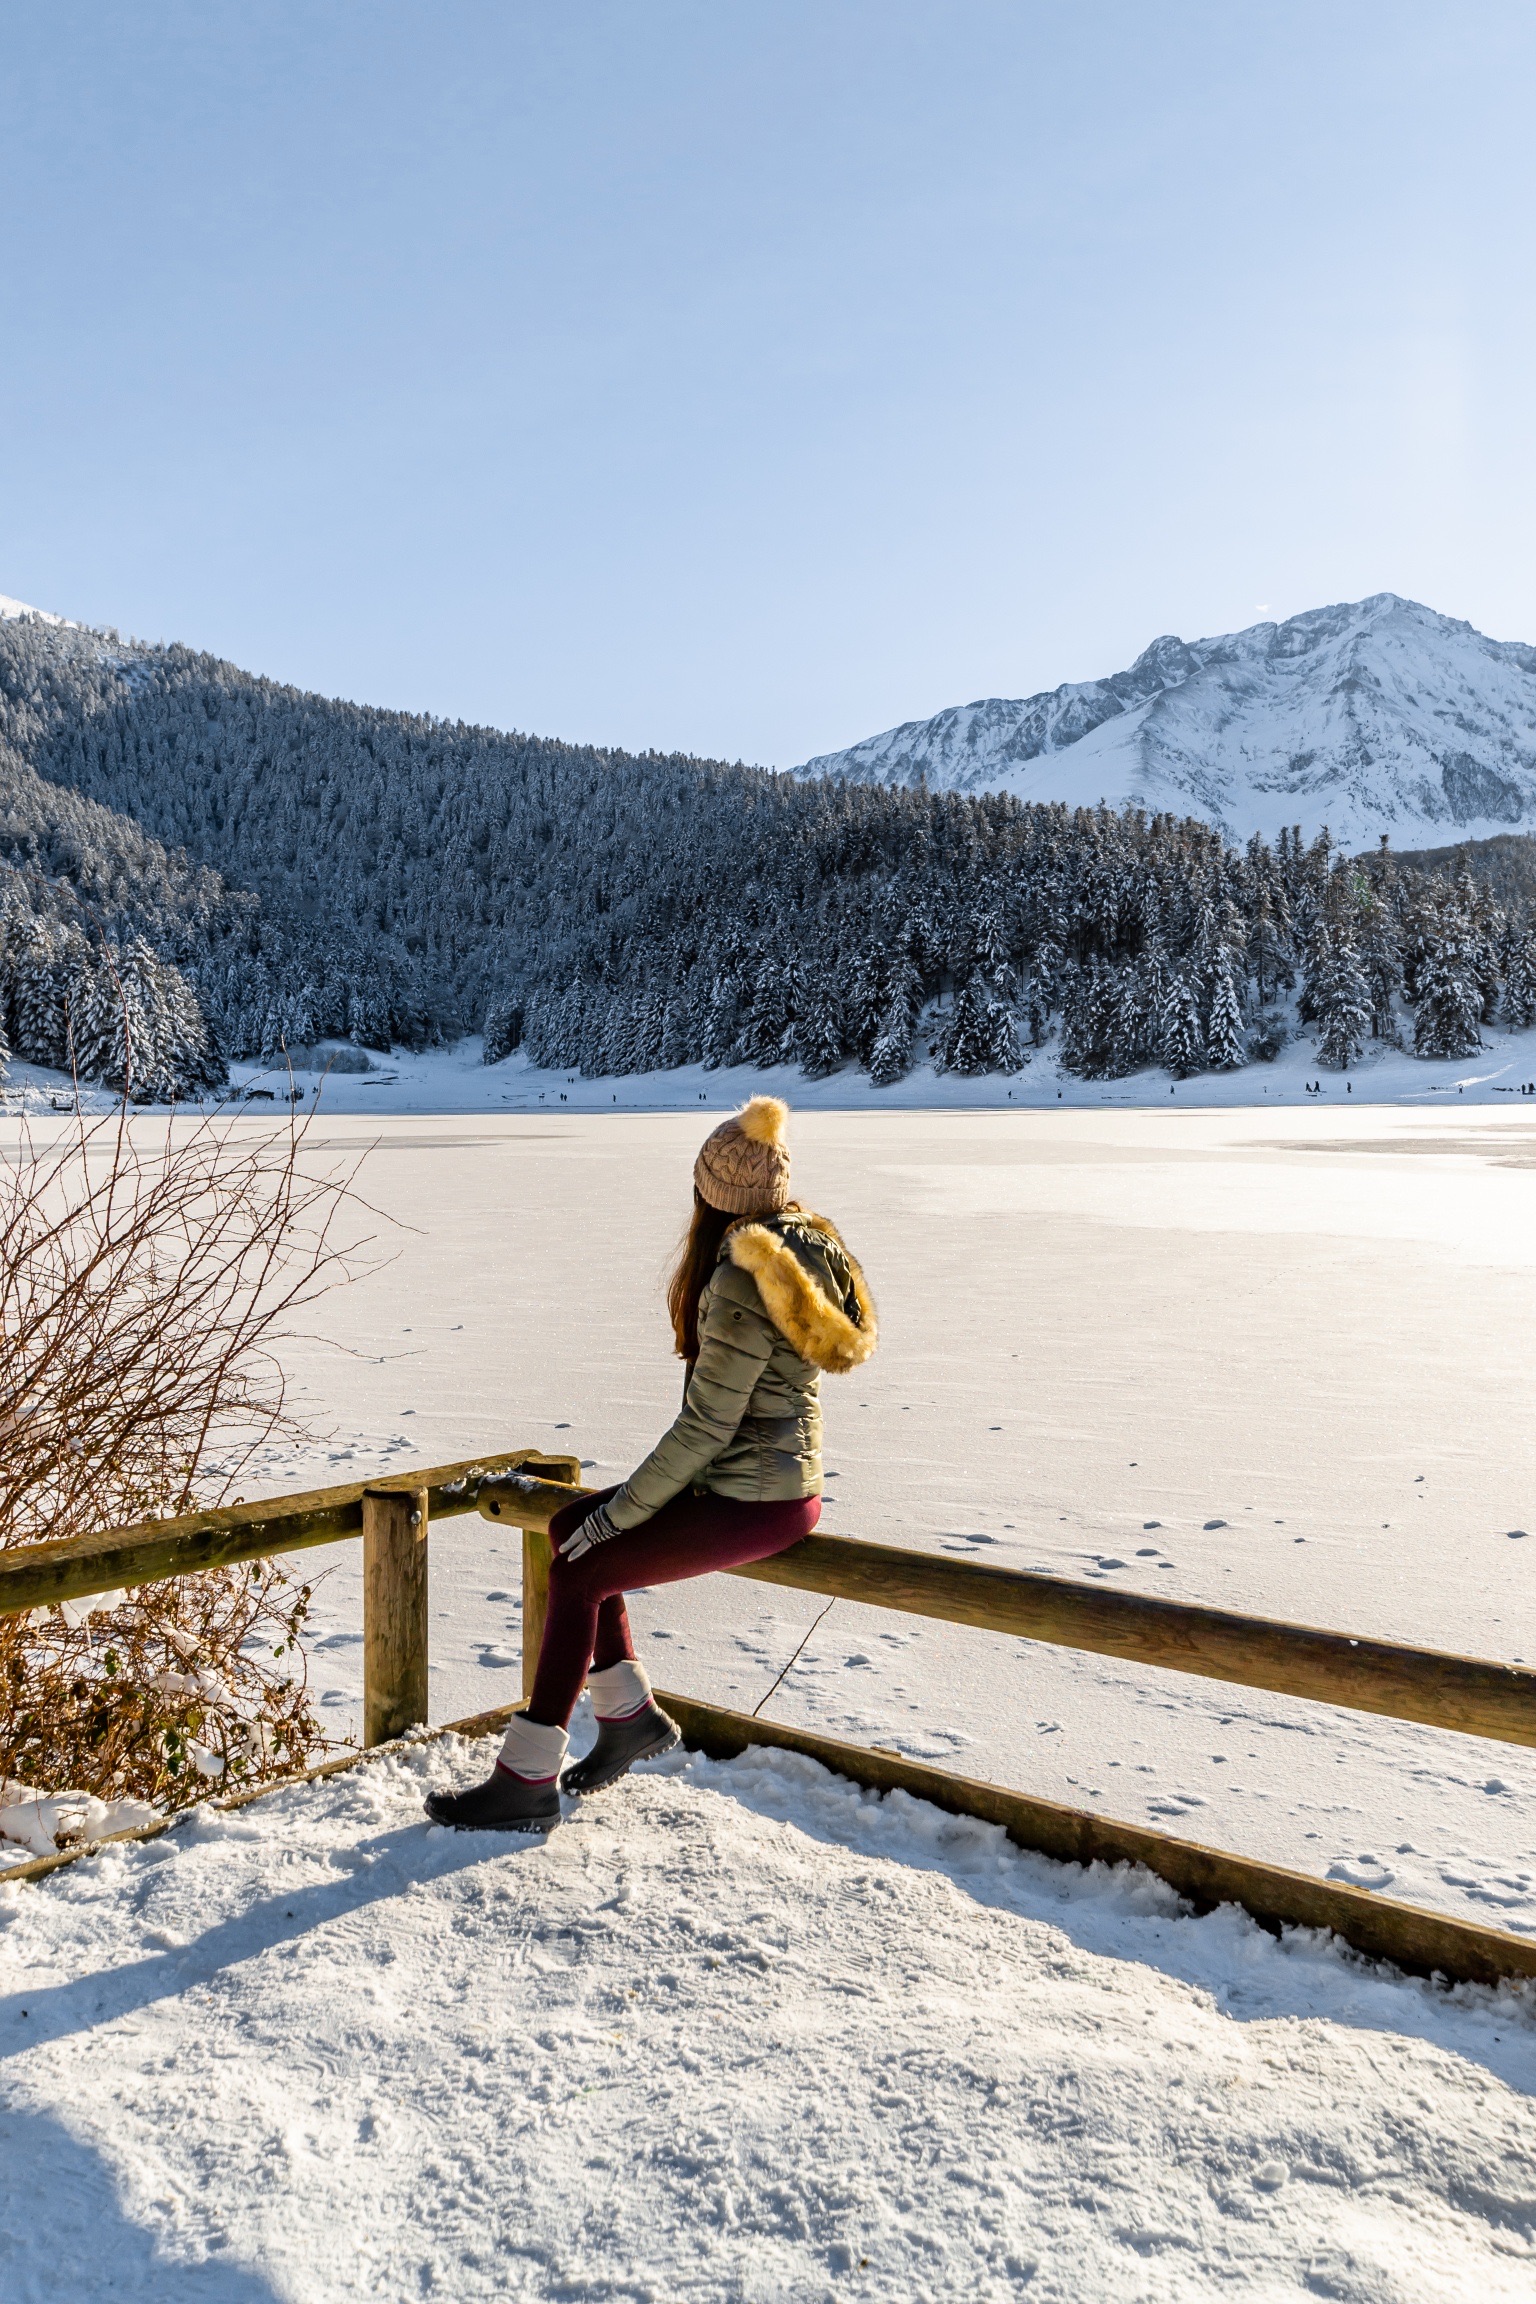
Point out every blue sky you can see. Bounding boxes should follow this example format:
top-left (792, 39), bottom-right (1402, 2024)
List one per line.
top-left (2, 3), bottom-right (1532, 765)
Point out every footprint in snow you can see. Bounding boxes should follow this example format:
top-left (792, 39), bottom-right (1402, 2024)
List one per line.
top-left (1327, 1854), bottom-right (1395, 1891)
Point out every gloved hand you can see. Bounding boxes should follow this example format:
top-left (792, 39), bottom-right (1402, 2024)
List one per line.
top-left (557, 1499), bottom-right (622, 1561)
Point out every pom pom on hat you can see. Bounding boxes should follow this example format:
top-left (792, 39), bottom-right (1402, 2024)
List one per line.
top-left (735, 1095), bottom-right (788, 1147)
top-left (695, 1096), bottom-right (792, 1216)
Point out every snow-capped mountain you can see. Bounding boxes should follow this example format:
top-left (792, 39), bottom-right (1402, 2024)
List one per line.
top-left (0, 593), bottom-right (72, 628)
top-left (798, 595), bottom-right (1536, 849)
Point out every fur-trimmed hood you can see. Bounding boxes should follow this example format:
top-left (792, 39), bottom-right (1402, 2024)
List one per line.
top-left (725, 1209), bottom-right (877, 1374)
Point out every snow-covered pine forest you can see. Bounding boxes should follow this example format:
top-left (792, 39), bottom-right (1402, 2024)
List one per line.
top-left (0, 603), bottom-right (1530, 1101)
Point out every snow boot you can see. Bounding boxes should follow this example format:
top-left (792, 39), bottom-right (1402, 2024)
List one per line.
top-left (424, 1711), bottom-right (567, 1831)
top-left (562, 1661), bottom-right (680, 1794)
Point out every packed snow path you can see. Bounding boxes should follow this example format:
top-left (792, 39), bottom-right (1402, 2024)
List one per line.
top-left (4, 1737), bottom-right (1536, 2302)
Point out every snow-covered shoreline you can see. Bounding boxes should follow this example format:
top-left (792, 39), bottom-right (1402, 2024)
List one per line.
top-left (10, 1013), bottom-right (1530, 1125)
top-left (274, 1019), bottom-right (1536, 1116)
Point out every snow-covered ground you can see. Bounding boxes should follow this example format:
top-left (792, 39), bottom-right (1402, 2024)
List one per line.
top-left (6, 1732), bottom-right (1536, 2302)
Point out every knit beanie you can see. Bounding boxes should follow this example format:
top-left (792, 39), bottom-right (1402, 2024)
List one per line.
top-left (694, 1095), bottom-right (791, 1217)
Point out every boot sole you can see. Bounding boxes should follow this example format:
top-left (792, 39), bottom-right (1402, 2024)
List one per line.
top-left (561, 1720), bottom-right (681, 1795)
top-left (423, 1800), bottom-right (561, 1832)
top-left (438, 1816), bottom-right (559, 1833)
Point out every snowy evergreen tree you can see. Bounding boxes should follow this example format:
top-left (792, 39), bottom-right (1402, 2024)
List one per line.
top-left (1024, 938), bottom-right (1063, 1045)
top-left (788, 975), bottom-right (846, 1078)
top-left (1245, 836), bottom-right (1292, 1004)
top-left (700, 967), bottom-right (742, 1070)
top-left (867, 951), bottom-right (922, 1086)
top-left (936, 971), bottom-right (1021, 1075)
top-left (1359, 903), bottom-right (1403, 1044)
top-left (1111, 962), bottom-right (1147, 1074)
top-left (1413, 933), bottom-right (1485, 1058)
top-left (1136, 942), bottom-right (1172, 1060)
top-left (1503, 931), bottom-right (1536, 1030)
top-left (1060, 960), bottom-right (1127, 1079)
top-left (868, 990), bottom-right (916, 1085)
top-left (1312, 932), bottom-right (1370, 1070)
top-left (10, 920), bottom-right (75, 1066)
top-left (738, 955), bottom-right (794, 1069)
top-left (1158, 970), bottom-right (1204, 1078)
top-left (658, 993), bottom-right (689, 1071)
top-left (482, 997), bottom-right (523, 1064)
top-left (1205, 949), bottom-right (1245, 1071)
top-left (843, 946), bottom-right (887, 1066)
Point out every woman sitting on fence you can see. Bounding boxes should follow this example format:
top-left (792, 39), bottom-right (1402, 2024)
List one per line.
top-left (427, 1095), bottom-right (877, 1830)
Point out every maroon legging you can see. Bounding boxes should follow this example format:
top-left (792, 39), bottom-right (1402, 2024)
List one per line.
top-left (527, 1485), bottom-right (820, 1729)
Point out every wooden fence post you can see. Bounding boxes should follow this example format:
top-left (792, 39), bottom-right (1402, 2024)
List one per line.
top-left (521, 1527), bottom-right (552, 1706)
top-left (363, 1485), bottom-right (430, 1746)
top-left (516, 1453), bottom-right (581, 1705)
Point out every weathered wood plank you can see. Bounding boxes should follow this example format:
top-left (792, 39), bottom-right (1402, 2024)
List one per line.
top-left (476, 1481), bottom-right (1536, 1751)
top-left (0, 1452), bottom-right (575, 1617)
top-left (16, 1458), bottom-right (1536, 1754)
top-left (363, 1487), bottom-right (430, 1746)
top-left (521, 1530), bottom-right (553, 1705)
top-left (475, 1460), bottom-right (580, 1701)
top-left (728, 1534), bottom-right (1536, 1750)
top-left (477, 1472), bottom-right (571, 1531)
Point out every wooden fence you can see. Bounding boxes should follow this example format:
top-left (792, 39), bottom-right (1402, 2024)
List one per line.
top-left (5, 1453), bottom-right (1536, 1991)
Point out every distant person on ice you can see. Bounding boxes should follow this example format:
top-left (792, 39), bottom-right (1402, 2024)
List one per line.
top-left (426, 1096), bottom-right (877, 1829)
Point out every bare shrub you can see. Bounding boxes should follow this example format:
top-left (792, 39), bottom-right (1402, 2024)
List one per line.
top-left (0, 1098), bottom-right (373, 1835)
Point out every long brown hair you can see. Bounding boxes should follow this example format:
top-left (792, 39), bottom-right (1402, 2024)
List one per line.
top-left (667, 1189), bottom-right (733, 1362)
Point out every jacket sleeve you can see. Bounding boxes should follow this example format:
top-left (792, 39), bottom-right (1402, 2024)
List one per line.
top-left (606, 1264), bottom-right (778, 1530)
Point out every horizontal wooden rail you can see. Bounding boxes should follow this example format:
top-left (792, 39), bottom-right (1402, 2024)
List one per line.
top-left (733, 1535), bottom-right (1536, 1750)
top-left (481, 1475), bottom-right (1536, 1751)
top-left (0, 1452), bottom-right (577, 1620)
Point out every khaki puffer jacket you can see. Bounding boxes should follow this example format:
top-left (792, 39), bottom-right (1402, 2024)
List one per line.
top-left (606, 1208), bottom-right (877, 1530)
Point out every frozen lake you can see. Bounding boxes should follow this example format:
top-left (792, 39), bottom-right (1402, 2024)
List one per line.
top-left (262, 1101), bottom-right (1536, 1941)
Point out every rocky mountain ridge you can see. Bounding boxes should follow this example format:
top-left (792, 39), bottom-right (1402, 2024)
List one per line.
top-left (799, 595), bottom-right (1536, 849)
